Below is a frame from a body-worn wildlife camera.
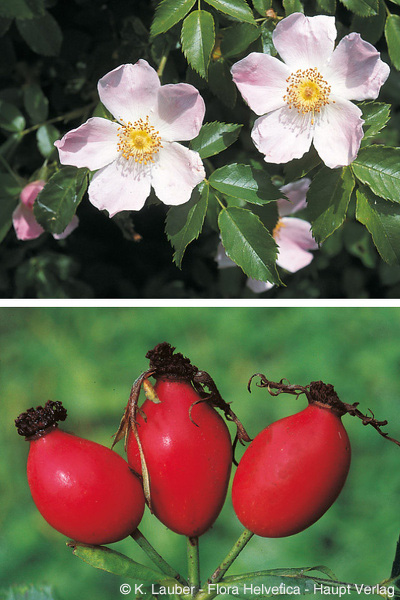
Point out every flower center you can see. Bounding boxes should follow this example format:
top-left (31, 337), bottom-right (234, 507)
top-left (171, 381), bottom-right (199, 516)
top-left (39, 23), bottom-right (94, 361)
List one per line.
top-left (273, 219), bottom-right (286, 239)
top-left (283, 67), bottom-right (332, 124)
top-left (117, 116), bottom-right (162, 164)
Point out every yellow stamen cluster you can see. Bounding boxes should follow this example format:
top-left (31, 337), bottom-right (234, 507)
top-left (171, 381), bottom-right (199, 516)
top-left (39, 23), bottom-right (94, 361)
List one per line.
top-left (273, 219), bottom-right (286, 239)
top-left (117, 116), bottom-right (162, 164)
top-left (283, 67), bottom-right (332, 125)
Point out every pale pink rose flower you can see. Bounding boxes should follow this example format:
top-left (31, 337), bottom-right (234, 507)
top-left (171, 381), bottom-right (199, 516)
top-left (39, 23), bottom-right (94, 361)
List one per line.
top-left (12, 180), bottom-right (79, 241)
top-left (216, 178), bottom-right (317, 292)
top-left (231, 13), bottom-right (389, 169)
top-left (55, 60), bottom-right (206, 217)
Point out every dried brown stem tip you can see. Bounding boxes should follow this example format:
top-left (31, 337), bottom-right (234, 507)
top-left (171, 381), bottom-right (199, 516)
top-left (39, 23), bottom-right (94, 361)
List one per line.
top-left (15, 400), bottom-right (67, 439)
top-left (249, 374), bottom-right (400, 447)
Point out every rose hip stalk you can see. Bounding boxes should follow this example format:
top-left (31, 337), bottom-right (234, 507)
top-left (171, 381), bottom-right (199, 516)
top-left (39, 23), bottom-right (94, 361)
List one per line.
top-left (15, 401), bottom-right (145, 545)
top-left (114, 342), bottom-right (250, 538)
top-left (232, 376), bottom-right (400, 538)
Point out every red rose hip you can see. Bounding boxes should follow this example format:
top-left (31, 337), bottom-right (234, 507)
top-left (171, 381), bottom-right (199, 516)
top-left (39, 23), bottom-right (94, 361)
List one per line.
top-left (16, 401), bottom-right (145, 545)
top-left (232, 381), bottom-right (351, 538)
top-left (125, 343), bottom-right (233, 537)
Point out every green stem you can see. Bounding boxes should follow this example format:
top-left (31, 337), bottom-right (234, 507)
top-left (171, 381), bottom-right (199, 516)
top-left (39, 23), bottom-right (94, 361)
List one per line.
top-left (193, 529), bottom-right (254, 600)
top-left (0, 154), bottom-right (24, 185)
top-left (208, 529), bottom-right (253, 584)
top-left (131, 529), bottom-right (188, 585)
top-left (157, 50), bottom-right (170, 79)
top-left (187, 536), bottom-right (201, 596)
top-left (215, 195), bottom-right (226, 210)
top-left (19, 102), bottom-right (97, 136)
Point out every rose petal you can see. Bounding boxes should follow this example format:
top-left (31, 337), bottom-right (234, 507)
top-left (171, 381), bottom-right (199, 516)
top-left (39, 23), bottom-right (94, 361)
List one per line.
top-left (98, 61), bottom-right (160, 123)
top-left (277, 178), bottom-right (311, 217)
top-left (88, 159), bottom-right (151, 217)
top-left (313, 97), bottom-right (364, 169)
top-left (53, 215), bottom-right (79, 240)
top-left (325, 33), bottom-right (390, 101)
top-left (275, 217), bottom-right (317, 272)
top-left (55, 118), bottom-right (119, 170)
top-left (12, 203), bottom-right (44, 241)
top-left (150, 142), bottom-right (205, 206)
top-left (231, 53), bottom-right (290, 115)
top-left (273, 13), bottom-right (337, 70)
top-left (154, 83), bottom-right (205, 142)
top-left (246, 278), bottom-right (274, 293)
top-left (20, 180), bottom-right (45, 208)
top-left (252, 108), bottom-right (313, 164)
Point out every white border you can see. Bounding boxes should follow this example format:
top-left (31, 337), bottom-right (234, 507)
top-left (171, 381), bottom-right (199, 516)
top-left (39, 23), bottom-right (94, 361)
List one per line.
top-left (0, 299), bottom-right (399, 308)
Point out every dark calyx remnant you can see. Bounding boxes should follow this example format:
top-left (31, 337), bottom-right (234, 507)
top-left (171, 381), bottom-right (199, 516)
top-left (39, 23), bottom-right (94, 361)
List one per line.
top-left (144, 342), bottom-right (251, 448)
top-left (307, 380), bottom-right (346, 415)
top-left (146, 342), bottom-right (198, 381)
top-left (15, 400), bottom-right (67, 439)
top-left (249, 373), bottom-right (400, 447)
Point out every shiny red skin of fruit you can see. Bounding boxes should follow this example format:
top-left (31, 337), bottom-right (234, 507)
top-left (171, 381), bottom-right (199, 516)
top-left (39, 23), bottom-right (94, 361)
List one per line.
top-left (27, 428), bottom-right (145, 544)
top-left (127, 378), bottom-right (232, 537)
top-left (232, 404), bottom-right (351, 538)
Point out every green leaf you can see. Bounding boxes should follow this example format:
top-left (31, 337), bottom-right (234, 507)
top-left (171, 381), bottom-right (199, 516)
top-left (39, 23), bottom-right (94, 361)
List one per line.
top-left (0, 100), bottom-right (26, 133)
top-left (307, 167), bottom-right (355, 243)
top-left (360, 101), bottom-right (391, 143)
top-left (390, 533), bottom-right (400, 581)
top-left (220, 23), bottom-right (260, 58)
top-left (252, 0), bottom-right (272, 15)
top-left (385, 15), bottom-right (400, 70)
top-left (69, 542), bottom-right (177, 584)
top-left (351, 0), bottom-right (385, 44)
top-left (218, 206), bottom-right (280, 284)
top-left (352, 146), bottom-right (400, 202)
top-left (23, 83), bottom-right (48, 123)
top-left (343, 221), bottom-right (377, 268)
top-left (190, 122), bottom-right (242, 158)
top-left (166, 181), bottom-right (208, 267)
top-left (204, 0), bottom-right (256, 23)
top-left (34, 167), bottom-right (88, 234)
top-left (209, 163), bottom-right (282, 205)
top-left (356, 185), bottom-right (400, 265)
top-left (0, 0), bottom-right (44, 19)
top-left (150, 0), bottom-right (195, 36)
top-left (260, 19), bottom-right (277, 55)
top-left (16, 11), bottom-right (62, 56)
top-left (208, 58), bottom-right (237, 107)
top-left (283, 0), bottom-right (304, 14)
top-left (181, 10), bottom-right (215, 79)
top-left (220, 566), bottom-right (341, 598)
top-left (316, 0), bottom-right (336, 14)
top-left (36, 124), bottom-right (59, 158)
top-left (0, 174), bottom-right (22, 243)
top-left (92, 102), bottom-right (113, 120)
top-left (284, 147), bottom-right (321, 181)
top-left (0, 133), bottom-right (23, 160)
top-left (0, 173), bottom-right (23, 197)
top-left (339, 0), bottom-right (378, 16)
top-left (0, 17), bottom-right (12, 36)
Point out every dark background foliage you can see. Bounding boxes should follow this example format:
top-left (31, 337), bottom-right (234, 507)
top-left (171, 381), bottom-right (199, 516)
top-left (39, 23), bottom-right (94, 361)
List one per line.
top-left (1, 0), bottom-right (400, 298)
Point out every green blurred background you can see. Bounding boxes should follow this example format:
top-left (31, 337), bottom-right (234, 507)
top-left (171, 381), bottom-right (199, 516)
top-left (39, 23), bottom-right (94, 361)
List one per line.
top-left (1, 307), bottom-right (400, 599)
